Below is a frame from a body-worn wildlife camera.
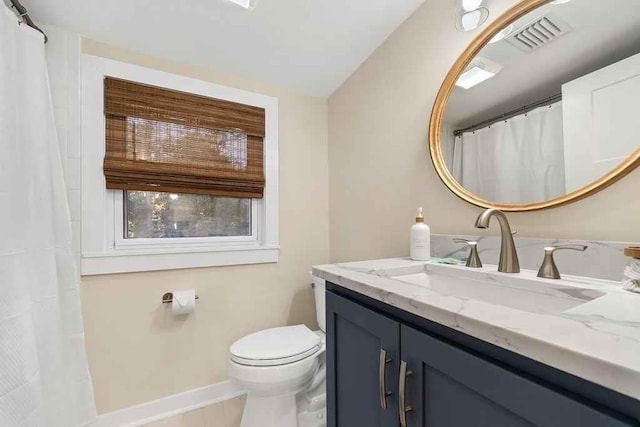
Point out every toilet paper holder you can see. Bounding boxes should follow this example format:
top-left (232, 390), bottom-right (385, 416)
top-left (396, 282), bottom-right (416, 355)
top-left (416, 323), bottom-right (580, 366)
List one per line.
top-left (162, 292), bottom-right (200, 304)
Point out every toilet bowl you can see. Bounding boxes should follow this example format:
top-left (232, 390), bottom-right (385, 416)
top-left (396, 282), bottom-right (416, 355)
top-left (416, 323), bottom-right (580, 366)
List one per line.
top-left (228, 275), bottom-right (327, 427)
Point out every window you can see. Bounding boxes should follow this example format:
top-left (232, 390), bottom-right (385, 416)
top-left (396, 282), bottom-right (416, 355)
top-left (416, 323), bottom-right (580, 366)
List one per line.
top-left (81, 56), bottom-right (279, 275)
top-left (124, 191), bottom-right (252, 239)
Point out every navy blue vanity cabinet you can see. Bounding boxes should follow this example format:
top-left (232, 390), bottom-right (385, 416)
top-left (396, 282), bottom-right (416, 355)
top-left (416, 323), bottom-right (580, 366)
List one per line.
top-left (327, 287), bottom-right (639, 427)
top-left (327, 292), bottom-right (401, 427)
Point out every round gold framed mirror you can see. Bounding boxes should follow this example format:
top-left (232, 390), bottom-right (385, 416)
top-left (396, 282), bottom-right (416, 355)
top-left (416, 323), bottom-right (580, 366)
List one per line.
top-left (429, 0), bottom-right (640, 212)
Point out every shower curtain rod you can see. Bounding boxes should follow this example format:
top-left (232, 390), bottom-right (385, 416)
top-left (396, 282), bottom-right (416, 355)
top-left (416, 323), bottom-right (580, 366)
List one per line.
top-left (9, 0), bottom-right (47, 43)
top-left (453, 93), bottom-right (562, 136)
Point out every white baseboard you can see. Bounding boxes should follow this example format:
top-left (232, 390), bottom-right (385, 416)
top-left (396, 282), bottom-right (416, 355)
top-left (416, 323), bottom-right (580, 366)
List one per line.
top-left (90, 380), bottom-right (246, 427)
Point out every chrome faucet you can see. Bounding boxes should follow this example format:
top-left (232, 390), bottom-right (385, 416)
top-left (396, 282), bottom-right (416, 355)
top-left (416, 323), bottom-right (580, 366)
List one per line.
top-left (474, 209), bottom-right (520, 273)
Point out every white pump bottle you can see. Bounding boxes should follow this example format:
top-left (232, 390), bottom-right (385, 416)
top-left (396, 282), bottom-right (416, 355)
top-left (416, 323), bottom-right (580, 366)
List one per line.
top-left (410, 207), bottom-right (431, 261)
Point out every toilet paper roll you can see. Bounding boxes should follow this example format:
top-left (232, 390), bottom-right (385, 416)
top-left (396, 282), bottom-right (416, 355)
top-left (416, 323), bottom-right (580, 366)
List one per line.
top-left (172, 290), bottom-right (196, 315)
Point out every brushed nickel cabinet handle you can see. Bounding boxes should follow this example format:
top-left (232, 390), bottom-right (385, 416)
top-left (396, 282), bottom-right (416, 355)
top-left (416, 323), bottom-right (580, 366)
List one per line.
top-left (399, 360), bottom-right (413, 427)
top-left (378, 349), bottom-right (392, 410)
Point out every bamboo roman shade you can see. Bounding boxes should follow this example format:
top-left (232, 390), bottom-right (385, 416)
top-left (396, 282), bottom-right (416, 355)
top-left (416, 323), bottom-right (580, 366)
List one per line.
top-left (103, 77), bottom-right (265, 198)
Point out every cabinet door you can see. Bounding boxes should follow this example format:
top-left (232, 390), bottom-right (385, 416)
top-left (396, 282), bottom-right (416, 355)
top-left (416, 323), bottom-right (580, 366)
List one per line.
top-left (327, 291), bottom-right (400, 427)
top-left (400, 325), bottom-right (635, 427)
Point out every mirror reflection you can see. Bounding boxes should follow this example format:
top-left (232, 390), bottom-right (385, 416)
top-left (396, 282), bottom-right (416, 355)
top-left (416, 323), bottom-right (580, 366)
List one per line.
top-left (441, 0), bottom-right (640, 205)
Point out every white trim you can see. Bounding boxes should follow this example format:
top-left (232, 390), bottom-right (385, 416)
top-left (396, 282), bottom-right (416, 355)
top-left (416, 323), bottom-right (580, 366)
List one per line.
top-left (80, 55), bottom-right (279, 275)
top-left (82, 246), bottom-right (279, 275)
top-left (90, 380), bottom-right (245, 427)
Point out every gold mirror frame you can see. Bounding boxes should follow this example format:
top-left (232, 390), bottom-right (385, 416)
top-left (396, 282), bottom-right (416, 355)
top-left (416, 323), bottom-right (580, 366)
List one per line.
top-left (429, 0), bottom-right (640, 212)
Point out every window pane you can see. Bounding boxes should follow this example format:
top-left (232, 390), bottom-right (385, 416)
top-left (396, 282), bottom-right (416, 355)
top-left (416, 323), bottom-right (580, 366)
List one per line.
top-left (125, 191), bottom-right (251, 238)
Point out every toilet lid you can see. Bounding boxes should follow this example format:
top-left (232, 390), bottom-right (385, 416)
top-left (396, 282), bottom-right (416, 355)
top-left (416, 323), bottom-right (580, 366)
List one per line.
top-left (230, 325), bottom-right (321, 367)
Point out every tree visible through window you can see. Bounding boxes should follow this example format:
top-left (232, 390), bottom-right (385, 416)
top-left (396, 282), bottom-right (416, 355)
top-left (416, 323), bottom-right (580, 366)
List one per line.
top-left (125, 191), bottom-right (251, 238)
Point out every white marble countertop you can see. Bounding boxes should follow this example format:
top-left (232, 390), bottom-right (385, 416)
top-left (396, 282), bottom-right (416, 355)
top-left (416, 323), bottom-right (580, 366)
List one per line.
top-left (313, 258), bottom-right (640, 400)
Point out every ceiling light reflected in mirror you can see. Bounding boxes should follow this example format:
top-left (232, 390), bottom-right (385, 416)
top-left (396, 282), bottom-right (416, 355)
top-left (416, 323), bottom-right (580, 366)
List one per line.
top-left (456, 57), bottom-right (502, 89)
top-left (226, 0), bottom-right (257, 10)
top-left (489, 24), bottom-right (514, 43)
top-left (456, 67), bottom-right (496, 89)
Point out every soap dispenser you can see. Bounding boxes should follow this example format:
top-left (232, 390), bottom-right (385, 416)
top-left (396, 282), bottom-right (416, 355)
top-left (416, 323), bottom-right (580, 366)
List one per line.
top-left (410, 207), bottom-right (431, 261)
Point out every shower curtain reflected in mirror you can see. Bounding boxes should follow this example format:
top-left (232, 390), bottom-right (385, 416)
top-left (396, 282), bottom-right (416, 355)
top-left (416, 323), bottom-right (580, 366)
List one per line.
top-left (0, 6), bottom-right (96, 427)
top-left (450, 103), bottom-right (566, 205)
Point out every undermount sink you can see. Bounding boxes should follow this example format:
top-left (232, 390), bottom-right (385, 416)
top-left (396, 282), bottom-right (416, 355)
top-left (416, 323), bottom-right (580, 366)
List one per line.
top-left (389, 263), bottom-right (606, 315)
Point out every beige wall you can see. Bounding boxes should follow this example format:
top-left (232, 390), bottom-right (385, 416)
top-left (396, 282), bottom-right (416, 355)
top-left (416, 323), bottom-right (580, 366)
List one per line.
top-left (80, 40), bottom-right (329, 413)
top-left (328, 0), bottom-right (640, 263)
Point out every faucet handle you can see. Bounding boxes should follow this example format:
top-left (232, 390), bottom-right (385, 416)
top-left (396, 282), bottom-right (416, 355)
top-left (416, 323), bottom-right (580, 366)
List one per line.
top-left (537, 244), bottom-right (588, 279)
top-left (453, 239), bottom-right (483, 268)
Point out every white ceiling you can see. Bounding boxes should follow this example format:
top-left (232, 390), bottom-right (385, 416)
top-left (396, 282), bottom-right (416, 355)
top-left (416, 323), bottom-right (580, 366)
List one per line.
top-left (22, 0), bottom-right (426, 97)
top-left (445, 0), bottom-right (640, 128)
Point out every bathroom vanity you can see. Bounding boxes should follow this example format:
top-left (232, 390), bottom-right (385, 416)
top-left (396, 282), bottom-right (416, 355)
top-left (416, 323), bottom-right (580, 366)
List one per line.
top-left (314, 259), bottom-right (640, 426)
top-left (316, 0), bottom-right (640, 422)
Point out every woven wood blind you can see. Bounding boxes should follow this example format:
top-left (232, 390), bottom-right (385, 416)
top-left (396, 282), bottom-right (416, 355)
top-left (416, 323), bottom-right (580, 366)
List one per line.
top-left (103, 77), bottom-right (265, 198)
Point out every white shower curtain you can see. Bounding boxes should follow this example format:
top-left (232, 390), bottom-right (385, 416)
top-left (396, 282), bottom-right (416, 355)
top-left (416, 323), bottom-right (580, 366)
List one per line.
top-left (0, 6), bottom-right (96, 427)
top-left (452, 102), bottom-right (566, 205)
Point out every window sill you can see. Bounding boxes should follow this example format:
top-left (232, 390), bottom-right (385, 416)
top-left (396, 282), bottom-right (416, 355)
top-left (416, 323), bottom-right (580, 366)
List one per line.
top-left (81, 245), bottom-right (279, 276)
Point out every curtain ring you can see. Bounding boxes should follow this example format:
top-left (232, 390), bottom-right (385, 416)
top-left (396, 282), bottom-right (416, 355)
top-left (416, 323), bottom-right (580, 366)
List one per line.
top-left (16, 11), bottom-right (28, 25)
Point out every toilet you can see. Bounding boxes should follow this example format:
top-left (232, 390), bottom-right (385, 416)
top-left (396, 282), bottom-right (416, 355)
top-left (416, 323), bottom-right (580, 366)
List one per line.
top-left (228, 275), bottom-right (327, 427)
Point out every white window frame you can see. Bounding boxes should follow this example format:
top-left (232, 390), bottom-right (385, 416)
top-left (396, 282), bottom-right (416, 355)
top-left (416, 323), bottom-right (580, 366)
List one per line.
top-left (80, 55), bottom-right (279, 275)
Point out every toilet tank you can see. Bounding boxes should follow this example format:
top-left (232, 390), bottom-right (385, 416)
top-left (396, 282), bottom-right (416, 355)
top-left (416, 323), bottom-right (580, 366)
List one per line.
top-left (311, 274), bottom-right (326, 332)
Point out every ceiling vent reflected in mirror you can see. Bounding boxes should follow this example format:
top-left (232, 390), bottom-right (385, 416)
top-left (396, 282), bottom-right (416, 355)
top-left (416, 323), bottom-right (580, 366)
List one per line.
top-left (506, 13), bottom-right (573, 52)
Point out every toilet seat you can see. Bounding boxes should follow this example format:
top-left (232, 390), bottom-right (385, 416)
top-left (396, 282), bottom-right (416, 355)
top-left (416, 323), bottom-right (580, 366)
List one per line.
top-left (230, 325), bottom-right (322, 367)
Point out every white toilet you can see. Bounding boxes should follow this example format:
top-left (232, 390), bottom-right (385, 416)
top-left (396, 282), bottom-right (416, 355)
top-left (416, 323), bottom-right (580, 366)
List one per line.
top-left (228, 275), bottom-right (327, 427)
